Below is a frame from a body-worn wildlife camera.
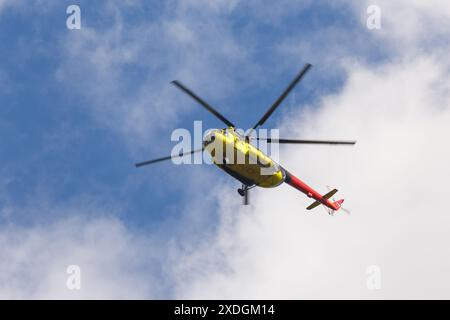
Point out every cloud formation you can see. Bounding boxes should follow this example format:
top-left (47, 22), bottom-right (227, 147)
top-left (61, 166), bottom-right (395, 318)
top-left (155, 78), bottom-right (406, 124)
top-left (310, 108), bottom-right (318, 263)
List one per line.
top-left (175, 56), bottom-right (450, 299)
top-left (0, 215), bottom-right (154, 299)
top-left (169, 1), bottom-right (450, 299)
top-left (56, 0), bottom-right (252, 151)
top-left (1, 0), bottom-right (450, 299)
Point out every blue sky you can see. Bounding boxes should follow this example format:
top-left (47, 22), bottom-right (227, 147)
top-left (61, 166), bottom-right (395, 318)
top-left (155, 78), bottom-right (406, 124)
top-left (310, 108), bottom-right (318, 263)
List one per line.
top-left (0, 1), bottom-right (377, 230)
top-left (2, 0), bottom-right (450, 299)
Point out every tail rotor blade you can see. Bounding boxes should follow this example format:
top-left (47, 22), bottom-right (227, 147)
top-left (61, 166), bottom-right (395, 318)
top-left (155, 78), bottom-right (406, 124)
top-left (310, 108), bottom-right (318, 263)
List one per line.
top-left (326, 185), bottom-right (351, 215)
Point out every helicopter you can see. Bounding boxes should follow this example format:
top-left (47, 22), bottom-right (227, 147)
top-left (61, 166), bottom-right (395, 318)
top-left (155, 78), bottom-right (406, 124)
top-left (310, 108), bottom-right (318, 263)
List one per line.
top-left (135, 64), bottom-right (356, 213)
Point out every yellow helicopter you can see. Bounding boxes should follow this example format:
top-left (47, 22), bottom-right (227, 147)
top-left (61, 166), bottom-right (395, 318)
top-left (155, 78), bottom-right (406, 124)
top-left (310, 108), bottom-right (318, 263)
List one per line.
top-left (136, 64), bottom-right (355, 212)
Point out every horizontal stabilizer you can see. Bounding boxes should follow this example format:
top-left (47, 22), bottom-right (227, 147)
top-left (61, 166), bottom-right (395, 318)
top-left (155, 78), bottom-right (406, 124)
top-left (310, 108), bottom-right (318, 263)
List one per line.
top-left (306, 200), bottom-right (321, 210)
top-left (323, 188), bottom-right (338, 199)
top-left (306, 188), bottom-right (338, 210)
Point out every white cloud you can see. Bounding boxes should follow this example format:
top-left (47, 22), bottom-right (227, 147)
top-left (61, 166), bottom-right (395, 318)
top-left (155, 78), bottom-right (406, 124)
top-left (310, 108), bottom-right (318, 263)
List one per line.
top-left (0, 0), bottom-right (20, 16)
top-left (3, 0), bottom-right (450, 299)
top-left (56, 1), bottom-right (251, 152)
top-left (173, 55), bottom-right (450, 299)
top-left (0, 214), bottom-right (162, 299)
top-left (168, 2), bottom-right (450, 299)
top-left (350, 0), bottom-right (450, 52)
top-left (0, 0), bottom-right (58, 15)
top-left (0, 0), bottom-right (11, 12)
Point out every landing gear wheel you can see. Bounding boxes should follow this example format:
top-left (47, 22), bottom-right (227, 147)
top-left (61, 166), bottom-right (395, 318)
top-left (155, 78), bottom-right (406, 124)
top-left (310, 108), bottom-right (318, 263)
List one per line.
top-left (237, 188), bottom-right (246, 197)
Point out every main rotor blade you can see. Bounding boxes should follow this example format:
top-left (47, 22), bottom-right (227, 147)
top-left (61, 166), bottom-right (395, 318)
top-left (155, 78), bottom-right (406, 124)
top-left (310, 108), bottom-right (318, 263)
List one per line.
top-left (135, 148), bottom-right (204, 167)
top-left (252, 63), bottom-right (312, 130)
top-left (257, 138), bottom-right (356, 145)
top-left (171, 80), bottom-right (235, 128)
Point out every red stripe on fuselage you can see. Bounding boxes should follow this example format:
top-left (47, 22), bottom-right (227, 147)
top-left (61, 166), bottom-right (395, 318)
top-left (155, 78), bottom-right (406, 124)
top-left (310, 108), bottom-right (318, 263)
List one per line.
top-left (284, 170), bottom-right (339, 210)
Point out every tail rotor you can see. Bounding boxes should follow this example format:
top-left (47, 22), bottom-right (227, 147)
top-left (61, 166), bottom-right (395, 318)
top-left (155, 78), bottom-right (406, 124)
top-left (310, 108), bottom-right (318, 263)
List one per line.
top-left (326, 185), bottom-right (351, 215)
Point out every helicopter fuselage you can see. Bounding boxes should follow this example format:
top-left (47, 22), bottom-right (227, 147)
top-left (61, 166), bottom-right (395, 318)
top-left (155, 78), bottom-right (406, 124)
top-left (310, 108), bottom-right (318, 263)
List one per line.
top-left (203, 128), bottom-right (284, 188)
top-left (202, 127), bottom-right (344, 211)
